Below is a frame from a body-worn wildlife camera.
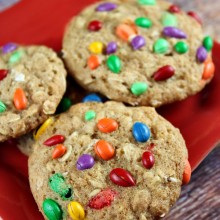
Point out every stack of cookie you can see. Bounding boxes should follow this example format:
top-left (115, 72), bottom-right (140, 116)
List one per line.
top-left (0, 0), bottom-right (215, 219)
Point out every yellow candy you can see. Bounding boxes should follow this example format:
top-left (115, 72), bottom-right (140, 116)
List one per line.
top-left (68, 201), bottom-right (85, 220)
top-left (33, 117), bottom-right (55, 140)
top-left (89, 42), bottom-right (103, 54)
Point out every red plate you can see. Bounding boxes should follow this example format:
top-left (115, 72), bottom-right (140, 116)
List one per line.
top-left (0, 0), bottom-right (219, 219)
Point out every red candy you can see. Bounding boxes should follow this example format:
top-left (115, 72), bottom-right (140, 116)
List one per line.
top-left (52, 144), bottom-right (67, 159)
top-left (0, 69), bottom-right (8, 81)
top-left (110, 168), bottom-right (136, 187)
top-left (97, 118), bottom-right (118, 133)
top-left (88, 20), bottom-right (102, 31)
top-left (153, 65), bottom-right (175, 81)
top-left (168, 4), bottom-right (181, 13)
top-left (88, 189), bottom-right (118, 209)
top-left (187, 11), bottom-right (202, 25)
top-left (142, 151), bottom-right (155, 169)
top-left (43, 135), bottom-right (65, 146)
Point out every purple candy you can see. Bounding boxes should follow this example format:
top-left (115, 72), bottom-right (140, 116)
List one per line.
top-left (76, 154), bottom-right (95, 170)
top-left (2, 43), bottom-right (17, 54)
top-left (163, 27), bottom-right (187, 39)
top-left (131, 35), bottom-right (146, 50)
top-left (196, 46), bottom-right (207, 63)
top-left (106, 42), bottom-right (118, 54)
top-left (96, 2), bottom-right (118, 12)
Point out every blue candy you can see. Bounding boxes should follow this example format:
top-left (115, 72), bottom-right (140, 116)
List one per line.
top-left (82, 93), bottom-right (102, 103)
top-left (132, 122), bottom-right (151, 143)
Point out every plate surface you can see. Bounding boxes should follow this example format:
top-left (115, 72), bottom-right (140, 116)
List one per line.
top-left (0, 0), bottom-right (220, 219)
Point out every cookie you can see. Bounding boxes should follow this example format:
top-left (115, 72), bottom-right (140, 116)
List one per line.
top-left (0, 44), bottom-right (67, 142)
top-left (17, 77), bottom-right (86, 156)
top-left (62, 0), bottom-right (215, 107)
top-left (29, 101), bottom-right (188, 220)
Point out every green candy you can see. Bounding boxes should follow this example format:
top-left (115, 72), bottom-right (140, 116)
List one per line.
top-left (131, 82), bottom-right (148, 96)
top-left (203, 36), bottom-right (213, 52)
top-left (9, 50), bottom-right (23, 64)
top-left (49, 173), bottom-right (73, 200)
top-left (57, 97), bottom-right (72, 114)
top-left (107, 55), bottom-right (121, 74)
top-left (42, 199), bottom-right (63, 220)
top-left (85, 110), bottom-right (96, 121)
top-left (162, 12), bottom-right (177, 27)
top-left (0, 101), bottom-right (6, 113)
top-left (153, 38), bottom-right (169, 54)
top-left (135, 17), bottom-right (152, 28)
top-left (174, 41), bottom-right (189, 54)
top-left (138, 0), bottom-right (156, 5)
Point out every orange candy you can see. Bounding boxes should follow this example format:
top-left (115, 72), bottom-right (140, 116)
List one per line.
top-left (97, 118), bottom-right (118, 133)
top-left (205, 56), bottom-right (212, 63)
top-left (52, 144), bottom-right (67, 159)
top-left (116, 24), bottom-right (137, 42)
top-left (94, 140), bottom-right (115, 160)
top-left (88, 55), bottom-right (100, 70)
top-left (202, 60), bottom-right (215, 80)
top-left (13, 88), bottom-right (27, 110)
top-left (182, 160), bottom-right (191, 185)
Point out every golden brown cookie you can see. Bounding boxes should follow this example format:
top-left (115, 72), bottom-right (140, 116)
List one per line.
top-left (0, 44), bottom-right (67, 142)
top-left (63, 0), bottom-right (214, 107)
top-left (29, 101), bottom-right (188, 220)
